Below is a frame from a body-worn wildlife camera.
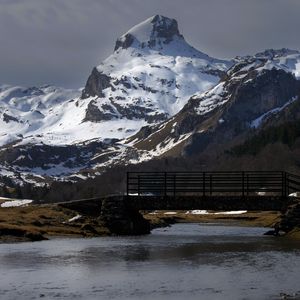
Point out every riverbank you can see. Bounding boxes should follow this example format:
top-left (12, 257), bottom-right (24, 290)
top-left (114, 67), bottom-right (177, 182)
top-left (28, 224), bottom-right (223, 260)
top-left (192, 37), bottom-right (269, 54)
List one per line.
top-left (143, 210), bottom-right (300, 239)
top-left (143, 210), bottom-right (281, 228)
top-left (0, 204), bottom-right (110, 243)
top-left (1, 202), bottom-right (300, 243)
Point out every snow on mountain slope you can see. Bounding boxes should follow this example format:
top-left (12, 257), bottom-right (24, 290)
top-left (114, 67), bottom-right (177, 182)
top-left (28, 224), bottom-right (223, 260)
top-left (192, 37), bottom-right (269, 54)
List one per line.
top-left (254, 48), bottom-right (300, 78)
top-left (128, 49), bottom-right (300, 161)
top-left (232, 48), bottom-right (300, 79)
top-left (0, 85), bottom-right (80, 146)
top-left (0, 84), bottom-right (148, 146)
top-left (0, 15), bottom-right (230, 148)
top-left (81, 15), bottom-right (231, 122)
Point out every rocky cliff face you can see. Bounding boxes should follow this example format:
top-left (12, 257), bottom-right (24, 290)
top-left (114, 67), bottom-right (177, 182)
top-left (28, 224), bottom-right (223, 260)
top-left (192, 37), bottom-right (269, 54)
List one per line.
top-left (81, 68), bottom-right (112, 99)
top-left (114, 15), bottom-right (183, 51)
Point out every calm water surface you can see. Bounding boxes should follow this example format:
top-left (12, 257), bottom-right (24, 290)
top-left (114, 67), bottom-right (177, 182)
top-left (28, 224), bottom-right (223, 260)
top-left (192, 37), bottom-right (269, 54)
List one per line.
top-left (1, 223), bottom-right (300, 300)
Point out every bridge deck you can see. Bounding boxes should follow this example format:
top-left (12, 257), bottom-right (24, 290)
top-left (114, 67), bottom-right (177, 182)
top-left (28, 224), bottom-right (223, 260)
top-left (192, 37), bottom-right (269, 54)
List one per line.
top-left (127, 171), bottom-right (300, 198)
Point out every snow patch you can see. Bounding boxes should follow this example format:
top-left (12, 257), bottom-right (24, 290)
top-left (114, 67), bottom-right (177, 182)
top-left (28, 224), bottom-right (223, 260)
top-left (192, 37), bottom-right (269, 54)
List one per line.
top-left (1, 199), bottom-right (33, 207)
top-left (185, 210), bottom-right (247, 215)
top-left (185, 210), bottom-right (209, 215)
top-left (250, 96), bottom-right (298, 128)
top-left (213, 210), bottom-right (247, 215)
top-left (68, 215), bottom-right (82, 222)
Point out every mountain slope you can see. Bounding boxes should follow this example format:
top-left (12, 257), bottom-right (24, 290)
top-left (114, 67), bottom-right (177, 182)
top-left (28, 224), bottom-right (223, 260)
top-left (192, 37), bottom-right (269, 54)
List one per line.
top-left (0, 15), bottom-right (230, 148)
top-left (0, 15), bottom-right (233, 186)
top-left (129, 49), bottom-right (300, 160)
top-left (0, 85), bottom-right (80, 146)
top-left (1, 16), bottom-right (300, 193)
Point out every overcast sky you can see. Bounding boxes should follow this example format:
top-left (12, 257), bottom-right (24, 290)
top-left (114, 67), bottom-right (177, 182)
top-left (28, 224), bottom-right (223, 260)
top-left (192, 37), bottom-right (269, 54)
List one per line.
top-left (1, 0), bottom-right (300, 88)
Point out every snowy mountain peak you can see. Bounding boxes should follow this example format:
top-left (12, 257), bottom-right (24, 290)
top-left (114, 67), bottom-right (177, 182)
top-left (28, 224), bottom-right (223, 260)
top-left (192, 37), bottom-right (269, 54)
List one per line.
top-left (114, 15), bottom-right (183, 51)
top-left (254, 48), bottom-right (300, 59)
top-left (81, 16), bottom-right (231, 124)
top-left (232, 48), bottom-right (300, 79)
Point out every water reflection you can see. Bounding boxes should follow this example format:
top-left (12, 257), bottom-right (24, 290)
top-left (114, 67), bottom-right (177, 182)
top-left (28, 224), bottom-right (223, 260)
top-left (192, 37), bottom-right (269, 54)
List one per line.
top-left (0, 224), bottom-right (300, 300)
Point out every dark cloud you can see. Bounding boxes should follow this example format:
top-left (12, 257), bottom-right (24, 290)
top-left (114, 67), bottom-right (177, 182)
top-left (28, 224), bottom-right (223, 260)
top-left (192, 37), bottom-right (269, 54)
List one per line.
top-left (0, 0), bottom-right (299, 87)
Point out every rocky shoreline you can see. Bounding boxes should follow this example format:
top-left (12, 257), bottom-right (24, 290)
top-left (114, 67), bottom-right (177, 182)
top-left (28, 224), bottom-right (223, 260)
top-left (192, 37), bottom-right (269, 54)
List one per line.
top-left (273, 199), bottom-right (300, 238)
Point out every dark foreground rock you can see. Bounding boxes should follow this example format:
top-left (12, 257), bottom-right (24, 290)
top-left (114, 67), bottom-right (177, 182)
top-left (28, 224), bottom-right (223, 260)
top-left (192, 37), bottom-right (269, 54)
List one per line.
top-left (100, 196), bottom-right (150, 235)
top-left (273, 198), bottom-right (300, 237)
top-left (0, 196), bottom-right (151, 243)
top-left (59, 195), bottom-right (150, 236)
top-left (0, 227), bottom-right (48, 242)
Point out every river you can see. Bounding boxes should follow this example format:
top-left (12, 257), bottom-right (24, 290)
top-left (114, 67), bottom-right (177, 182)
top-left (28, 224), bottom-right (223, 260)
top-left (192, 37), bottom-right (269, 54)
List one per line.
top-left (1, 223), bottom-right (300, 300)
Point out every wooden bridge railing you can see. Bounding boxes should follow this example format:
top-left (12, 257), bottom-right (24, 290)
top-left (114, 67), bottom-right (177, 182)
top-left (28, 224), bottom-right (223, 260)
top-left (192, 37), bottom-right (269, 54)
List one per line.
top-left (126, 171), bottom-right (300, 197)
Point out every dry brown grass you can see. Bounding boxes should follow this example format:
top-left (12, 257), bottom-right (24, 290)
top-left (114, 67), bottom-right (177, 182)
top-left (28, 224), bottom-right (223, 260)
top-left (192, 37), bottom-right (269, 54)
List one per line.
top-left (0, 204), bottom-right (110, 242)
top-left (0, 204), bottom-right (284, 243)
top-left (143, 210), bottom-right (281, 228)
top-left (285, 227), bottom-right (300, 239)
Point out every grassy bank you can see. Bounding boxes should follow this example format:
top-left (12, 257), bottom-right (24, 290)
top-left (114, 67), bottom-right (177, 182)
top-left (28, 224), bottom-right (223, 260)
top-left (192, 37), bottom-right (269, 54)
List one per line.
top-left (1, 203), bottom-right (298, 243)
top-left (284, 227), bottom-right (300, 239)
top-left (0, 204), bottom-right (110, 243)
top-left (143, 210), bottom-right (281, 229)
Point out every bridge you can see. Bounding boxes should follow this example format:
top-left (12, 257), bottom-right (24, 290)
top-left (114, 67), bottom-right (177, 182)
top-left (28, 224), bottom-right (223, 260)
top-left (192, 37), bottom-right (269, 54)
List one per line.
top-left (126, 171), bottom-right (300, 211)
top-left (58, 171), bottom-right (300, 235)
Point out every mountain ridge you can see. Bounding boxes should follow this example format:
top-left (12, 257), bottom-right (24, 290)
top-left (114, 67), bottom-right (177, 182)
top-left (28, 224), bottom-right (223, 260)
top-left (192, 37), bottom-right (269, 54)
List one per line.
top-left (0, 15), bottom-right (300, 197)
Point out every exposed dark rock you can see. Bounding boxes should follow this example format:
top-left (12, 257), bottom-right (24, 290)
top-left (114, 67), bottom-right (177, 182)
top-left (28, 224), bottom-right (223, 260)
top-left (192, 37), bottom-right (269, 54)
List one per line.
top-left (0, 227), bottom-right (47, 242)
top-left (81, 68), bottom-right (112, 99)
top-left (137, 83), bottom-right (160, 93)
top-left (3, 113), bottom-right (21, 123)
top-left (114, 15), bottom-right (183, 52)
top-left (24, 232), bottom-right (47, 241)
top-left (59, 196), bottom-right (150, 235)
top-left (83, 101), bottom-right (118, 122)
top-left (113, 76), bottom-right (132, 89)
top-left (274, 199), bottom-right (300, 234)
top-left (151, 15), bottom-right (182, 42)
top-left (114, 33), bottom-right (135, 51)
top-left (0, 140), bottom-right (110, 170)
top-left (99, 195), bottom-right (150, 235)
top-left (111, 101), bottom-right (167, 123)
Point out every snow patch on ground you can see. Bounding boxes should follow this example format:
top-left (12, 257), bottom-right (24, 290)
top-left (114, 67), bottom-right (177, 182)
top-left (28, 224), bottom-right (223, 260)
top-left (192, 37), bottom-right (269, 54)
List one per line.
top-left (68, 215), bottom-right (82, 222)
top-left (185, 210), bottom-right (209, 215)
top-left (185, 210), bottom-right (247, 215)
top-left (1, 199), bottom-right (33, 207)
top-left (289, 192), bottom-right (300, 197)
top-left (213, 210), bottom-right (247, 215)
